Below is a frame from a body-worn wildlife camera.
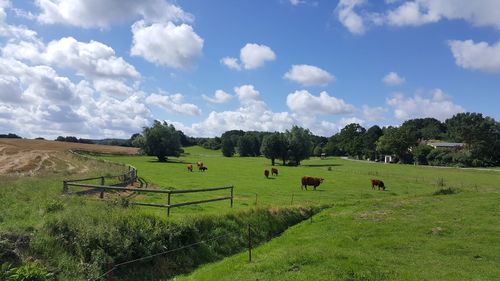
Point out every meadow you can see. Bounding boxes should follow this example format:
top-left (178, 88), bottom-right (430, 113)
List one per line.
top-left (1, 145), bottom-right (499, 280)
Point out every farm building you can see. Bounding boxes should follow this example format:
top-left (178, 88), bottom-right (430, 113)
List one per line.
top-left (428, 142), bottom-right (465, 150)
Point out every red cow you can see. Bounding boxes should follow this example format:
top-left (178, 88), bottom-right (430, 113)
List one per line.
top-left (264, 169), bottom-right (270, 178)
top-left (301, 176), bottom-right (324, 191)
top-left (371, 179), bottom-right (385, 191)
top-left (187, 164), bottom-right (193, 172)
top-left (271, 168), bottom-right (278, 176)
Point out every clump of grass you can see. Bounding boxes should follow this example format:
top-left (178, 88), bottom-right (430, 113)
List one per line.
top-left (433, 187), bottom-right (460, 195)
top-left (436, 178), bottom-right (446, 187)
top-left (44, 200), bottom-right (65, 213)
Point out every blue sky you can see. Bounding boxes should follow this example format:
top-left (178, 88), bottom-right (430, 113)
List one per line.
top-left (0, 0), bottom-right (499, 139)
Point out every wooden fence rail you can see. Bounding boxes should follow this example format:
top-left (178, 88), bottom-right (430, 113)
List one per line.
top-left (63, 178), bottom-right (233, 216)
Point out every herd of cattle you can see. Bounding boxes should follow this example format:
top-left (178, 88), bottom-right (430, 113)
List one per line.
top-left (187, 161), bottom-right (386, 191)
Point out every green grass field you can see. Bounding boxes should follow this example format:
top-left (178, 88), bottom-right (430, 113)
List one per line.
top-left (1, 146), bottom-right (499, 280)
top-left (102, 146), bottom-right (500, 280)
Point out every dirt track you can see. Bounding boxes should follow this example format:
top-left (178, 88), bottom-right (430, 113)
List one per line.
top-left (0, 139), bottom-right (138, 175)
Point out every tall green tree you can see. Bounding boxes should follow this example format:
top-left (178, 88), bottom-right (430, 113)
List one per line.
top-left (401, 118), bottom-right (446, 141)
top-left (363, 125), bottom-right (383, 160)
top-left (221, 137), bottom-right (235, 157)
top-left (376, 126), bottom-right (414, 163)
top-left (260, 132), bottom-right (288, 165)
top-left (286, 126), bottom-right (312, 165)
top-left (138, 121), bottom-right (181, 162)
top-left (338, 123), bottom-right (366, 158)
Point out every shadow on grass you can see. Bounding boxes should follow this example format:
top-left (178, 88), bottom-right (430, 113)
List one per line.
top-left (302, 164), bottom-right (342, 168)
top-left (147, 159), bottom-right (187, 164)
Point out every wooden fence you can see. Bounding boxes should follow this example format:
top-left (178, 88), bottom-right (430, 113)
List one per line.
top-left (63, 168), bottom-right (233, 216)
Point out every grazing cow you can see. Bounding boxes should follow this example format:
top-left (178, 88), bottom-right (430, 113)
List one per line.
top-left (264, 169), bottom-right (270, 178)
top-left (187, 164), bottom-right (193, 172)
top-left (197, 161), bottom-right (204, 168)
top-left (271, 168), bottom-right (278, 176)
top-left (371, 179), bottom-right (385, 191)
top-left (301, 176), bottom-right (324, 191)
top-left (199, 166), bottom-right (208, 172)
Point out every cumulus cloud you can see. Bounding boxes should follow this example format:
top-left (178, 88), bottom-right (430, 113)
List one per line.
top-left (240, 43), bottom-right (276, 69)
top-left (220, 57), bottom-right (241, 70)
top-left (284, 64), bottom-right (334, 86)
top-left (362, 105), bottom-right (388, 121)
top-left (221, 43), bottom-right (276, 70)
top-left (145, 92), bottom-right (201, 116)
top-left (36, 0), bottom-right (193, 28)
top-left (234, 84), bottom-right (262, 104)
top-left (0, 57), bottom-right (151, 138)
top-left (336, 0), bottom-right (366, 35)
top-left (448, 39), bottom-right (500, 73)
top-left (0, 2), bottom-right (39, 41)
top-left (382, 72), bottom-right (405, 86)
top-left (3, 37), bottom-right (140, 79)
top-left (202, 90), bottom-right (232, 104)
top-left (287, 90), bottom-right (354, 116)
top-left (336, 0), bottom-right (500, 34)
top-left (93, 79), bottom-right (135, 99)
top-left (387, 89), bottom-right (464, 121)
top-left (131, 21), bottom-right (203, 69)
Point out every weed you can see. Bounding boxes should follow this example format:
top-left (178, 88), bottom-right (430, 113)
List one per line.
top-left (44, 200), bottom-right (64, 213)
top-left (433, 187), bottom-right (460, 195)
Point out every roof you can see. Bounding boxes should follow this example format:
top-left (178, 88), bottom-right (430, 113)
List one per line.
top-left (428, 142), bottom-right (465, 148)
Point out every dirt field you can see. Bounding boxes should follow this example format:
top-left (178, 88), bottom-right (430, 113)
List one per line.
top-left (0, 139), bottom-right (138, 175)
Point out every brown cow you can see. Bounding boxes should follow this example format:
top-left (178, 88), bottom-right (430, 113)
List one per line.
top-left (371, 179), bottom-right (385, 191)
top-left (301, 176), bottom-right (324, 191)
top-left (271, 168), bottom-right (278, 176)
top-left (187, 164), bottom-right (193, 172)
top-left (264, 169), bottom-right (270, 178)
top-left (197, 161), bottom-right (204, 168)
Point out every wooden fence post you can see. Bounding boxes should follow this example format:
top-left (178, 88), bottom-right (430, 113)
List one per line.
top-left (254, 193), bottom-right (258, 206)
top-left (167, 192), bottom-right (171, 217)
top-left (107, 263), bottom-right (113, 281)
top-left (230, 186), bottom-right (233, 208)
top-left (63, 180), bottom-right (68, 193)
top-left (248, 224), bottom-right (252, 262)
top-left (291, 193), bottom-right (294, 205)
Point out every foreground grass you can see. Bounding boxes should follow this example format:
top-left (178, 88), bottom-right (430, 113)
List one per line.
top-left (1, 146), bottom-right (499, 280)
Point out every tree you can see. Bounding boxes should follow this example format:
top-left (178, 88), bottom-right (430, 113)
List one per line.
top-left (413, 144), bottom-right (434, 165)
top-left (324, 134), bottom-right (344, 156)
top-left (376, 126), bottom-right (414, 163)
top-left (261, 132), bottom-right (288, 165)
top-left (401, 118), bottom-right (446, 141)
top-left (363, 125), bottom-right (383, 160)
top-left (237, 134), bottom-right (256, 157)
top-left (221, 137), bottom-right (235, 157)
top-left (137, 121), bottom-right (181, 162)
top-left (286, 126), bottom-right (312, 165)
top-left (338, 123), bottom-right (366, 158)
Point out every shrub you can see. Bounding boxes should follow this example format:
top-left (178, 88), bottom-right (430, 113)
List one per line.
top-left (6, 263), bottom-right (51, 281)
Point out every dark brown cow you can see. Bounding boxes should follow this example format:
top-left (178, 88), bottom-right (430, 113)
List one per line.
top-left (271, 168), bottom-right (278, 176)
top-left (199, 166), bottom-right (208, 172)
top-left (187, 164), bottom-right (193, 172)
top-left (264, 169), bottom-right (270, 178)
top-left (301, 176), bottom-right (324, 191)
top-left (371, 179), bottom-right (385, 191)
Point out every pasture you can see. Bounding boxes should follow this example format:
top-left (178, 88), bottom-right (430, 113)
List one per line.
top-left (1, 143), bottom-right (499, 280)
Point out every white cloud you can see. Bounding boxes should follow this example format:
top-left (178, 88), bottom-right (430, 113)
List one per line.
top-left (286, 90), bottom-right (354, 115)
top-left (382, 72), bottom-right (405, 86)
top-left (362, 105), bottom-right (388, 121)
top-left (131, 20), bottom-right (203, 69)
top-left (284, 64), bottom-right (334, 86)
top-left (0, 57), bottom-right (152, 138)
top-left (336, 0), bottom-right (500, 34)
top-left (145, 92), bottom-right (201, 116)
top-left (240, 43), bottom-right (276, 70)
top-left (202, 89), bottom-right (232, 104)
top-left (0, 2), bottom-right (39, 41)
top-left (449, 39), bottom-right (500, 73)
top-left (387, 89), bottom-right (464, 121)
top-left (93, 79), bottom-right (135, 99)
top-left (220, 57), bottom-right (241, 71)
top-left (234, 84), bottom-right (262, 105)
top-left (3, 36), bottom-right (140, 80)
top-left (336, 0), bottom-right (366, 35)
top-left (289, 0), bottom-right (304, 6)
top-left (36, 0), bottom-right (193, 28)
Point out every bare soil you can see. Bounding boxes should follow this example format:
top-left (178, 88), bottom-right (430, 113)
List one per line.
top-left (0, 139), bottom-right (138, 175)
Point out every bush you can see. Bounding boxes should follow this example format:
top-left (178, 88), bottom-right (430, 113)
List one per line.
top-left (6, 263), bottom-right (51, 281)
top-left (44, 200), bottom-right (64, 213)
